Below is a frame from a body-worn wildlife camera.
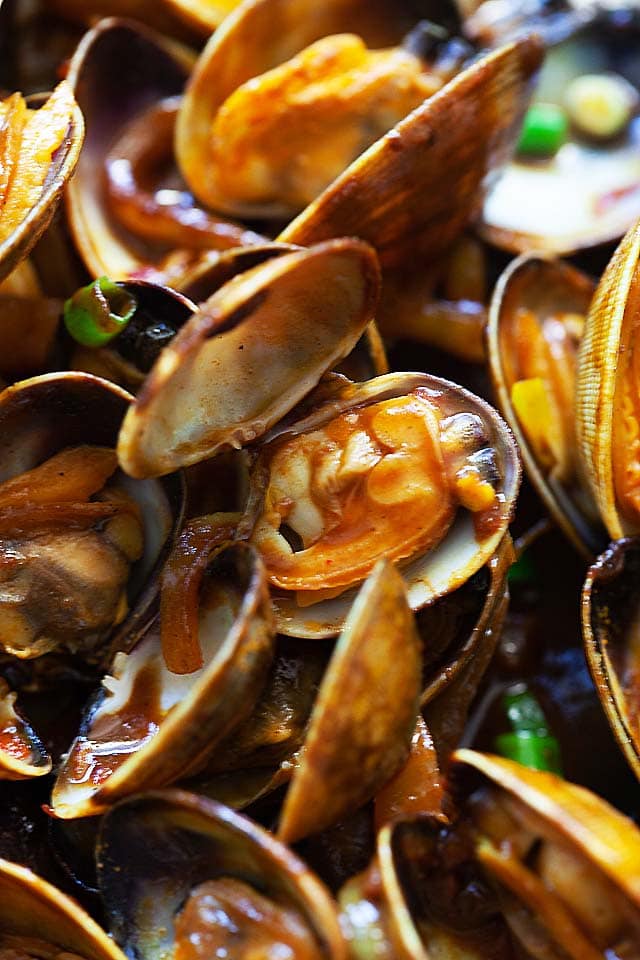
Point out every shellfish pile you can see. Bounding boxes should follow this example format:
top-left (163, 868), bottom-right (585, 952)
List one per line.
top-left (1, 0), bottom-right (640, 957)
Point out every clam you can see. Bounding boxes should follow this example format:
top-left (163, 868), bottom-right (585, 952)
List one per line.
top-left (66, 18), bottom-right (263, 285)
top-left (0, 857), bottom-right (125, 960)
top-left (488, 251), bottom-right (605, 555)
top-left (576, 217), bottom-right (640, 540)
top-left (0, 84), bottom-right (84, 285)
top-left (342, 747), bottom-right (640, 958)
top-left (117, 238), bottom-right (381, 478)
top-left (176, 0), bottom-right (542, 265)
top-left (582, 537), bottom-right (640, 781)
top-left (177, 241), bottom-right (389, 382)
top-left (243, 370), bottom-right (519, 637)
top-left (51, 540), bottom-right (275, 818)
top-left (0, 371), bottom-right (184, 663)
top-left (452, 748), bottom-right (640, 959)
top-left (480, 10), bottom-right (640, 254)
top-left (175, 0), bottom-right (444, 218)
top-left (339, 813), bottom-right (509, 959)
top-left (97, 789), bottom-right (347, 959)
top-left (278, 35), bottom-right (542, 268)
top-left (277, 559), bottom-right (422, 843)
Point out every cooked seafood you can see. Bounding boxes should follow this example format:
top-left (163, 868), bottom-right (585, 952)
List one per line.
top-left (245, 372), bottom-right (518, 636)
top-left (488, 252), bottom-right (604, 555)
top-left (2, 4), bottom-right (640, 958)
top-left (0, 83), bottom-right (83, 284)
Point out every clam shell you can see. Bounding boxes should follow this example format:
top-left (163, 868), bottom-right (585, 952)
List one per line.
top-left (279, 36), bottom-right (543, 268)
top-left (178, 241), bottom-right (388, 381)
top-left (452, 748), bottom-right (640, 915)
top-left (480, 16), bottom-right (640, 255)
top-left (97, 789), bottom-right (348, 959)
top-left (488, 252), bottom-right (603, 555)
top-left (582, 537), bottom-right (640, 781)
top-left (0, 858), bottom-right (125, 960)
top-left (117, 238), bottom-right (380, 478)
top-left (576, 218), bottom-right (640, 539)
top-left (278, 559), bottom-right (422, 844)
top-left (0, 91), bottom-right (84, 285)
top-left (51, 542), bottom-right (275, 818)
top-left (0, 371), bottom-right (185, 659)
top-left (65, 18), bottom-right (189, 279)
top-left (175, 0), bottom-right (421, 218)
top-left (262, 371), bottom-right (520, 637)
top-left (421, 533), bottom-right (512, 760)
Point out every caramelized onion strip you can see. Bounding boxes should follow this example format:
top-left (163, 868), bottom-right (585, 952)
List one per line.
top-left (160, 513), bottom-right (240, 674)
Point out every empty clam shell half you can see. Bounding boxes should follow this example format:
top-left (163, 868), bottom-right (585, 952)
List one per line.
top-left (117, 238), bottom-right (380, 478)
top-left (97, 789), bottom-right (347, 959)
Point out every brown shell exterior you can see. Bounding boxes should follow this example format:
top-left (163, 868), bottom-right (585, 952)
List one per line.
top-left (0, 858), bottom-right (126, 960)
top-left (576, 219), bottom-right (640, 540)
top-left (280, 36), bottom-right (544, 268)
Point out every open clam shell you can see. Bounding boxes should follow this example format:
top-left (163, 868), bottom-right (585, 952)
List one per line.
top-left (176, 0), bottom-right (541, 265)
top-left (451, 749), bottom-right (640, 959)
top-left (51, 542), bottom-right (275, 818)
top-left (97, 789), bottom-right (347, 959)
top-left (488, 252), bottom-right (604, 555)
top-left (66, 17), bottom-right (256, 285)
top-left (0, 857), bottom-right (126, 960)
top-left (175, 0), bottom-right (427, 219)
top-left (339, 815), bottom-right (505, 960)
top-left (278, 559), bottom-right (422, 844)
top-left (480, 13), bottom-right (640, 255)
top-left (65, 18), bottom-right (188, 280)
top-left (0, 89), bottom-right (84, 285)
top-left (252, 371), bottom-right (520, 637)
top-left (0, 371), bottom-right (184, 661)
top-left (582, 537), bottom-right (640, 781)
top-left (576, 217), bottom-right (640, 540)
top-left (117, 238), bottom-right (381, 478)
top-left (279, 35), bottom-right (543, 268)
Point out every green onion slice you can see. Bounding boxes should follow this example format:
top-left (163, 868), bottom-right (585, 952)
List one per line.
top-left (64, 276), bottom-right (137, 348)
